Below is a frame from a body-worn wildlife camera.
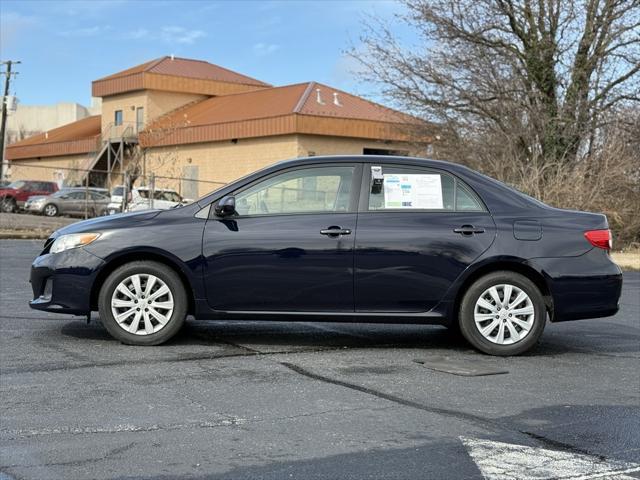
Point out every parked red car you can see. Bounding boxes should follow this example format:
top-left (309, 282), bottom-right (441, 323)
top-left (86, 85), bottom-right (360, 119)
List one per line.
top-left (0, 180), bottom-right (59, 213)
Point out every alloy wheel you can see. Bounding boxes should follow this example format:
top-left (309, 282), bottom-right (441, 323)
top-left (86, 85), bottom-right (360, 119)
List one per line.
top-left (473, 283), bottom-right (535, 345)
top-left (111, 274), bottom-right (174, 335)
top-left (44, 204), bottom-right (57, 217)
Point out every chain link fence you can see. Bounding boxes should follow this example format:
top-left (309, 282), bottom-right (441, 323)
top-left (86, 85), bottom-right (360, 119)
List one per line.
top-left (4, 162), bottom-right (227, 219)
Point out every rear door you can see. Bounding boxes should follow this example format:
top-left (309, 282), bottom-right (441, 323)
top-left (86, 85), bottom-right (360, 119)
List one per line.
top-left (203, 163), bottom-right (362, 312)
top-left (355, 164), bottom-right (496, 312)
top-left (64, 191), bottom-right (86, 215)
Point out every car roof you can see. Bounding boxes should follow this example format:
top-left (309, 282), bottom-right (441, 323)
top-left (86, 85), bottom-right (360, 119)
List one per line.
top-left (273, 154), bottom-right (459, 167)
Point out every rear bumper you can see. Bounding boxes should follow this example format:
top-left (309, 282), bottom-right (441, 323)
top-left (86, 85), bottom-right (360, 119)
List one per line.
top-left (532, 250), bottom-right (623, 322)
top-left (29, 247), bottom-right (105, 315)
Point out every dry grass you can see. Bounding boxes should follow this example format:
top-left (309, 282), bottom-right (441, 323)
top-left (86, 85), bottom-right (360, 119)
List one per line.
top-left (611, 251), bottom-right (640, 271)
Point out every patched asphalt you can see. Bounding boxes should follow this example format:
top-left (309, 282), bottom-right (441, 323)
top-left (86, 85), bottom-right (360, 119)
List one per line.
top-left (1, 239), bottom-right (638, 479)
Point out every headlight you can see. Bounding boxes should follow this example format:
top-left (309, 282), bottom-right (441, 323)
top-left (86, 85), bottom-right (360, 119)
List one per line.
top-left (50, 233), bottom-right (100, 254)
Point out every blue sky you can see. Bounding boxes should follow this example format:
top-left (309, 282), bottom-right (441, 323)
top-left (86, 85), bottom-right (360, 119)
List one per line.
top-left (0, 0), bottom-right (409, 107)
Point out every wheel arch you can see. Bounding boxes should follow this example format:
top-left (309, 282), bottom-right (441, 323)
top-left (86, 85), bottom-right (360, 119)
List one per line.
top-left (90, 249), bottom-right (196, 314)
top-left (450, 257), bottom-right (554, 323)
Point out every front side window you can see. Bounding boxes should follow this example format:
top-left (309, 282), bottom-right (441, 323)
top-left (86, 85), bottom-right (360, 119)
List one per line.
top-left (235, 166), bottom-right (355, 216)
top-left (368, 166), bottom-right (483, 212)
top-left (114, 110), bottom-right (123, 126)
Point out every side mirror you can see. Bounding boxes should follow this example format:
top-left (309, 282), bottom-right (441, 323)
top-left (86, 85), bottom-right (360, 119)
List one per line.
top-left (214, 195), bottom-right (236, 217)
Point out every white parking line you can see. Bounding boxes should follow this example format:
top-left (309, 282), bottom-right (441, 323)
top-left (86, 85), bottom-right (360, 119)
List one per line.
top-left (461, 436), bottom-right (640, 480)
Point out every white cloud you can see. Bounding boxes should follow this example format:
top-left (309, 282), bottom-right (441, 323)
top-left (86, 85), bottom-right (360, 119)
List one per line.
top-left (253, 42), bottom-right (280, 56)
top-left (125, 28), bottom-right (150, 40)
top-left (160, 26), bottom-right (206, 45)
top-left (123, 26), bottom-right (206, 45)
top-left (56, 0), bottom-right (127, 18)
top-left (58, 25), bottom-right (112, 37)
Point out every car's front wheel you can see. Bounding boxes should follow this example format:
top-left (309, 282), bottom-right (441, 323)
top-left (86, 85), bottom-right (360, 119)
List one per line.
top-left (43, 204), bottom-right (58, 217)
top-left (459, 271), bottom-right (546, 356)
top-left (98, 261), bottom-right (188, 345)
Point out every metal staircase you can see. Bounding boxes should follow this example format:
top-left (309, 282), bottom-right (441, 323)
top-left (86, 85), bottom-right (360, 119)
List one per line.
top-left (81, 122), bottom-right (139, 188)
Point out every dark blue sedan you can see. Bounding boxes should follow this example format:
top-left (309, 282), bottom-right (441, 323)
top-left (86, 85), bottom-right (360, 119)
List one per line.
top-left (29, 156), bottom-right (622, 355)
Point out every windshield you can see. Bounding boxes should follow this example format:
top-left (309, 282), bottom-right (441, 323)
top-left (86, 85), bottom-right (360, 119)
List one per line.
top-left (7, 181), bottom-right (26, 189)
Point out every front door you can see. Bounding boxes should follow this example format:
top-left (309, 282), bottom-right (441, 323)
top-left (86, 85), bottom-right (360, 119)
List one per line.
top-left (355, 164), bottom-right (496, 312)
top-left (203, 164), bottom-right (361, 312)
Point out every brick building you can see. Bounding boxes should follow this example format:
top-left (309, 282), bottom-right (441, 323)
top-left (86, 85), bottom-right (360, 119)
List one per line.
top-left (5, 56), bottom-right (429, 197)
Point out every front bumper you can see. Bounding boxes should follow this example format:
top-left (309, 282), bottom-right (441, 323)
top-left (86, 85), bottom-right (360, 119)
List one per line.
top-left (29, 246), bottom-right (106, 315)
top-left (24, 202), bottom-right (45, 213)
top-left (532, 249), bottom-right (623, 322)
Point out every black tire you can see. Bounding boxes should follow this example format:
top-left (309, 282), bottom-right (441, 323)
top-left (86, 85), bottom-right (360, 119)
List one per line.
top-left (1, 197), bottom-right (16, 213)
top-left (98, 261), bottom-right (188, 345)
top-left (459, 271), bottom-right (546, 356)
top-left (43, 203), bottom-right (58, 217)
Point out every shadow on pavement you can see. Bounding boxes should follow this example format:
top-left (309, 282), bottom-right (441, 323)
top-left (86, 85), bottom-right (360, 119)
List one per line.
top-left (58, 316), bottom-right (640, 357)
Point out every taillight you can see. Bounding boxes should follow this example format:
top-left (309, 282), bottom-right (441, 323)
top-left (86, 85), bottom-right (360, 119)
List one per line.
top-left (584, 229), bottom-right (612, 250)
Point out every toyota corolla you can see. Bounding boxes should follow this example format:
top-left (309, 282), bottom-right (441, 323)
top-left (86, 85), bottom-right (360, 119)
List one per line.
top-left (29, 156), bottom-right (622, 355)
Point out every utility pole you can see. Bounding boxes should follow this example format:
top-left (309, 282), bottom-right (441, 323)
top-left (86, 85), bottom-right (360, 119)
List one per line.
top-left (0, 60), bottom-right (21, 180)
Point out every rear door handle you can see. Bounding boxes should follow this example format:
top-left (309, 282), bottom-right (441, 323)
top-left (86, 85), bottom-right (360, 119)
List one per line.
top-left (320, 227), bottom-right (352, 237)
top-left (454, 225), bottom-right (485, 235)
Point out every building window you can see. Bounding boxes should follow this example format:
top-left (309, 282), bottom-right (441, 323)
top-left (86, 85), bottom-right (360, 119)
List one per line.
top-left (136, 107), bottom-right (144, 132)
top-left (114, 110), bottom-right (123, 126)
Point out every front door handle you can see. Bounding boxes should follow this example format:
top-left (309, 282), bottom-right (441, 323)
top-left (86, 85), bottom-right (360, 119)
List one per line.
top-left (453, 225), bottom-right (485, 236)
top-left (320, 226), bottom-right (352, 237)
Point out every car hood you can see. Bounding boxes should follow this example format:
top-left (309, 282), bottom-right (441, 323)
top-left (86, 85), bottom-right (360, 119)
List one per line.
top-left (53, 209), bottom-right (162, 237)
top-left (26, 195), bottom-right (48, 202)
top-left (0, 188), bottom-right (16, 196)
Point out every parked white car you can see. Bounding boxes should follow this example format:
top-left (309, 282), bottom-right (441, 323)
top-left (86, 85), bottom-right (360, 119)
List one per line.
top-left (106, 185), bottom-right (125, 215)
top-left (126, 187), bottom-right (188, 212)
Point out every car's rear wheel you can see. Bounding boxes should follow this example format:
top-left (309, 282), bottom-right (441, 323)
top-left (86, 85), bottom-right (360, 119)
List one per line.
top-left (459, 271), bottom-right (546, 356)
top-left (43, 204), bottom-right (58, 217)
top-left (98, 261), bottom-right (187, 345)
top-left (1, 197), bottom-right (16, 213)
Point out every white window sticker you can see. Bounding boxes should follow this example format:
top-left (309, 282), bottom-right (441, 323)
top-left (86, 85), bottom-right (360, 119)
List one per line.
top-left (383, 174), bottom-right (443, 209)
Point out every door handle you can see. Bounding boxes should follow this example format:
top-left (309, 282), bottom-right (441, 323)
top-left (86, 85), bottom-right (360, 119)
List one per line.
top-left (453, 225), bottom-right (485, 235)
top-left (320, 227), bottom-right (352, 237)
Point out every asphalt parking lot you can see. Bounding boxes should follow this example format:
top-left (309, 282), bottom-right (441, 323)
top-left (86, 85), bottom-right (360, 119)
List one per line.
top-left (1, 239), bottom-right (639, 480)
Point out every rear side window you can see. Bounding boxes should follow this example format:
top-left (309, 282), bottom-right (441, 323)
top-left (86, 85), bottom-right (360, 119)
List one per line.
top-left (368, 165), bottom-right (484, 212)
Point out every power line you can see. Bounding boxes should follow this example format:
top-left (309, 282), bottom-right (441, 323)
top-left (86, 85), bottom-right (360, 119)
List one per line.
top-left (1, 60), bottom-right (21, 180)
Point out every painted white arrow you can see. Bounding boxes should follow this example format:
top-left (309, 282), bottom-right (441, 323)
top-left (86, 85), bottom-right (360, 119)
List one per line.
top-left (461, 436), bottom-right (640, 480)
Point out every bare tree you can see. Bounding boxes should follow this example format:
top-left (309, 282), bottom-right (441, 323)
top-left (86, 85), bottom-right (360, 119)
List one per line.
top-left (353, 0), bottom-right (640, 246)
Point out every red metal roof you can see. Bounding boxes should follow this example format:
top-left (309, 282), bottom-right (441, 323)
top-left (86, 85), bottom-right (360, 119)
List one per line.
top-left (6, 116), bottom-right (101, 160)
top-left (140, 82), bottom-right (423, 147)
top-left (148, 82), bottom-right (417, 129)
top-left (94, 56), bottom-right (270, 87)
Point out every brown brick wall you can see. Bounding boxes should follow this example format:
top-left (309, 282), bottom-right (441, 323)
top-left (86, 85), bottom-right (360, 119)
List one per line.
top-left (8, 154), bottom-right (92, 187)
